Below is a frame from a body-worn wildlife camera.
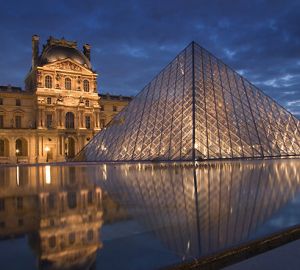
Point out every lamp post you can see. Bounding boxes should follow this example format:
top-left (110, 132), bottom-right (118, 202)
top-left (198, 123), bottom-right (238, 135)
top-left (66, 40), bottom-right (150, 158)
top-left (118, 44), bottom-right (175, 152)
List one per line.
top-left (45, 146), bottom-right (50, 163)
top-left (16, 149), bottom-right (19, 163)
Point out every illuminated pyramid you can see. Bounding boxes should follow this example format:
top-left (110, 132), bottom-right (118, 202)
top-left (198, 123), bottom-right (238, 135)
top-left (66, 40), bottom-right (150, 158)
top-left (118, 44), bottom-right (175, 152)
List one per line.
top-left (75, 42), bottom-right (300, 162)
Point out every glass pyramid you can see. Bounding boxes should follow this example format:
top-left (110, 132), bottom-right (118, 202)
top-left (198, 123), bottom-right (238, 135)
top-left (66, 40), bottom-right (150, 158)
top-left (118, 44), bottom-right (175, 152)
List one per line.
top-left (75, 42), bottom-right (300, 162)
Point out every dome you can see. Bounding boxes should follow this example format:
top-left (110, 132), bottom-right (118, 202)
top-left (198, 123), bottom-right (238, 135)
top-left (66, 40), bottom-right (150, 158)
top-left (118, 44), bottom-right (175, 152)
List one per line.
top-left (40, 45), bottom-right (92, 69)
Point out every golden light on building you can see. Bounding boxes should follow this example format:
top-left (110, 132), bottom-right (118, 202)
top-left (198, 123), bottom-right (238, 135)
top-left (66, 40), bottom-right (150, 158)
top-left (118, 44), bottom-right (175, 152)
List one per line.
top-left (0, 35), bottom-right (132, 164)
top-left (45, 165), bottom-right (51, 184)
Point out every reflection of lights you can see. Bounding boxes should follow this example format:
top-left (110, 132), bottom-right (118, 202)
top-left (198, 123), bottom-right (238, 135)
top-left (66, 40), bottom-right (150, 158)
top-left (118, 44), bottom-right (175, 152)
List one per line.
top-left (16, 166), bottom-right (19, 186)
top-left (45, 165), bottom-right (51, 184)
top-left (103, 164), bottom-right (107, 180)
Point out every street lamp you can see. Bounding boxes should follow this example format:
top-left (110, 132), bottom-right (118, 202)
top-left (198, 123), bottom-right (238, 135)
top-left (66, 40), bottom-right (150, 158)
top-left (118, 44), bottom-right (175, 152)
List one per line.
top-left (45, 146), bottom-right (50, 162)
top-left (16, 149), bottom-right (19, 163)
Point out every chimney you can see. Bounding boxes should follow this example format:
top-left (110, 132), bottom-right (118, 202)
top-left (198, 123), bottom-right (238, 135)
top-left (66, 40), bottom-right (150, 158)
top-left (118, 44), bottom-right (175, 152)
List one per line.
top-left (83, 44), bottom-right (91, 61)
top-left (32, 35), bottom-right (39, 67)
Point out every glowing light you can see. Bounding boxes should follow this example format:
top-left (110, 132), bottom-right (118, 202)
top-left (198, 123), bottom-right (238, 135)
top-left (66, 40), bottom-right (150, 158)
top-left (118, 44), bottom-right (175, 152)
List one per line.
top-left (45, 165), bottom-right (51, 184)
top-left (103, 164), bottom-right (107, 180)
top-left (45, 146), bottom-right (50, 152)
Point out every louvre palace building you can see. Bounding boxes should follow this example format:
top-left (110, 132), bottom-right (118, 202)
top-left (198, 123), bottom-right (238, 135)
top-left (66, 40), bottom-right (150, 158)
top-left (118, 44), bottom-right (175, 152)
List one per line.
top-left (0, 35), bottom-right (131, 164)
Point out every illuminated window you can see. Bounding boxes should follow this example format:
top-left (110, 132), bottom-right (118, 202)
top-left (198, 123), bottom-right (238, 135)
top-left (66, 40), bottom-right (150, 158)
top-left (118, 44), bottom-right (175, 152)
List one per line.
top-left (47, 97), bottom-right (51, 104)
top-left (45, 75), bottom-right (52, 88)
top-left (15, 116), bottom-right (21, 128)
top-left (85, 100), bottom-right (90, 107)
top-left (16, 99), bottom-right (21, 106)
top-left (65, 78), bottom-right (71, 90)
top-left (83, 80), bottom-right (89, 92)
top-left (85, 116), bottom-right (91, 129)
top-left (16, 138), bottom-right (28, 156)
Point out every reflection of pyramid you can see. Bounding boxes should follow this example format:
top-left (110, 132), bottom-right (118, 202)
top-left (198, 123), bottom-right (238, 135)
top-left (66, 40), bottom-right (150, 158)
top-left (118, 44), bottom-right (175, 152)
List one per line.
top-left (75, 42), bottom-right (300, 161)
top-left (97, 160), bottom-right (300, 259)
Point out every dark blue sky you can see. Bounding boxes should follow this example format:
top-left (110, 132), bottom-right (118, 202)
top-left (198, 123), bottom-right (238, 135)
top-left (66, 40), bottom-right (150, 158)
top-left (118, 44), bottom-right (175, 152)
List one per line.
top-left (0, 0), bottom-right (299, 117)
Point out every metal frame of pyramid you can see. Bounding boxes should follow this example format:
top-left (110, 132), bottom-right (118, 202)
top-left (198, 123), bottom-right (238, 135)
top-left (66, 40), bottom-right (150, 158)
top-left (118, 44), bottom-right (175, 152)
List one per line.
top-left (75, 42), bottom-right (300, 162)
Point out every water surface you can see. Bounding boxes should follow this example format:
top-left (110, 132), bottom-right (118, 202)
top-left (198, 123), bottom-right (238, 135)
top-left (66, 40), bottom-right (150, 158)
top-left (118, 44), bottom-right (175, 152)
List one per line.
top-left (0, 159), bottom-right (299, 269)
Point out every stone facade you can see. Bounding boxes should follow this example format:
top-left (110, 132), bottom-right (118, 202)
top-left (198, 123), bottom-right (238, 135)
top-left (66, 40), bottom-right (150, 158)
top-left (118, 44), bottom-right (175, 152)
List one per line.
top-left (0, 36), bottom-right (131, 164)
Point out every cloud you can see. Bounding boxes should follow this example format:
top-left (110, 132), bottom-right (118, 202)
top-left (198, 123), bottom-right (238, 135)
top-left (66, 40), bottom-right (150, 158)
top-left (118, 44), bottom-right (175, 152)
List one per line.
top-left (0, 0), bottom-right (299, 115)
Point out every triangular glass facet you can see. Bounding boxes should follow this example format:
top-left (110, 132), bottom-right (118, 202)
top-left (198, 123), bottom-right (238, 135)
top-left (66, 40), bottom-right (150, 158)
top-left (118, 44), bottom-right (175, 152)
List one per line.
top-left (75, 42), bottom-right (300, 162)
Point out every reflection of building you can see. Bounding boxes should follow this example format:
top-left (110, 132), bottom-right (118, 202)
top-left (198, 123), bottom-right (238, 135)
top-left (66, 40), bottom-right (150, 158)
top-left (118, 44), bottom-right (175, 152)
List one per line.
top-left (0, 166), bottom-right (103, 269)
top-left (0, 35), bottom-right (131, 164)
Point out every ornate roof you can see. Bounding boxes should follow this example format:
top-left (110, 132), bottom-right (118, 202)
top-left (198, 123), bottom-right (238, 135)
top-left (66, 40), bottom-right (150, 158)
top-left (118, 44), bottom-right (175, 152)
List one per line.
top-left (39, 37), bottom-right (92, 69)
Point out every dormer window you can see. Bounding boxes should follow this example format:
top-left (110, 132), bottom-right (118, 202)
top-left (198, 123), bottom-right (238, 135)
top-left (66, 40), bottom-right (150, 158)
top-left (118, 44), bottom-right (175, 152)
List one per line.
top-left (83, 80), bottom-right (89, 92)
top-left (65, 78), bottom-right (71, 90)
top-left (45, 75), bottom-right (52, 88)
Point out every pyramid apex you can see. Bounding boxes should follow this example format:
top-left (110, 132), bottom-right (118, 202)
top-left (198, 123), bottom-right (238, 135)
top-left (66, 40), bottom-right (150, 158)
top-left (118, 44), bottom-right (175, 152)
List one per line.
top-left (75, 41), bottom-right (300, 162)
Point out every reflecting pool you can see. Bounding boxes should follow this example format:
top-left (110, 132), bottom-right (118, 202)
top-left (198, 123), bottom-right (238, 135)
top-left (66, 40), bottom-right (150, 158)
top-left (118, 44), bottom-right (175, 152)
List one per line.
top-left (0, 159), bottom-right (299, 269)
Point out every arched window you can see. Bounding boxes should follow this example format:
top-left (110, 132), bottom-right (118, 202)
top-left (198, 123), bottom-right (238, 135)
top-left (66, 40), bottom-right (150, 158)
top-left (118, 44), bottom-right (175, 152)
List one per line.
top-left (83, 80), bottom-right (89, 92)
top-left (65, 112), bottom-right (75, 129)
top-left (45, 75), bottom-right (52, 88)
top-left (65, 78), bottom-right (71, 90)
top-left (16, 138), bottom-right (28, 156)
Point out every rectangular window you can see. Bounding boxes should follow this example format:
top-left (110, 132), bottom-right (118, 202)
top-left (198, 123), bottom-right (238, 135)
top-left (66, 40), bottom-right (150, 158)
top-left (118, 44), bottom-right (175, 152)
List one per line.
top-left (15, 116), bottom-right (21, 128)
top-left (100, 119), bottom-right (105, 129)
top-left (18, 219), bottom-right (24, 226)
top-left (113, 105), bottom-right (117, 112)
top-left (47, 97), bottom-right (52, 105)
top-left (85, 116), bottom-right (91, 129)
top-left (16, 99), bottom-right (21, 106)
top-left (46, 114), bottom-right (53, 128)
top-left (0, 199), bottom-right (5, 211)
top-left (16, 197), bottom-right (23, 209)
top-left (0, 115), bottom-right (3, 128)
top-left (0, 98), bottom-right (3, 105)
